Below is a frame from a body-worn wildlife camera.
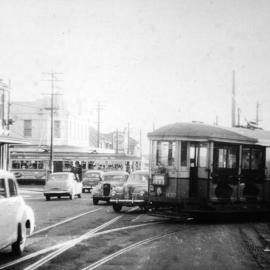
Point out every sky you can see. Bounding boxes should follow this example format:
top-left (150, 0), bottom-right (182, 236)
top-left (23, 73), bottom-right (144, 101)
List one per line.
top-left (1, 0), bottom-right (270, 151)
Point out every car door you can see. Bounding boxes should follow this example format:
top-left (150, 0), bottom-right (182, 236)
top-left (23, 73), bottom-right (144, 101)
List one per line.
top-left (0, 177), bottom-right (11, 248)
top-left (0, 178), bottom-right (19, 248)
top-left (6, 178), bottom-right (23, 244)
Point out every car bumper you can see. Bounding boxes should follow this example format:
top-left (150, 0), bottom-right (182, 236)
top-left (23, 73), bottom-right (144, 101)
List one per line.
top-left (93, 195), bottom-right (111, 201)
top-left (110, 198), bottom-right (145, 206)
top-left (44, 191), bottom-right (71, 196)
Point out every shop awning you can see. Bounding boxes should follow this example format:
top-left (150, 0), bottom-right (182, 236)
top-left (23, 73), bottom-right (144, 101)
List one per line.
top-left (0, 135), bottom-right (31, 145)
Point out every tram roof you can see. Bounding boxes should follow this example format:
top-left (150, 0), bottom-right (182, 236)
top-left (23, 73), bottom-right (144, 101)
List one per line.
top-left (147, 122), bottom-right (258, 144)
top-left (229, 127), bottom-right (270, 146)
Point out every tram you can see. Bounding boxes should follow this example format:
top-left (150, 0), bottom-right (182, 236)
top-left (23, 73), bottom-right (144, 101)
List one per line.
top-left (147, 122), bottom-right (270, 215)
top-left (9, 145), bottom-right (141, 184)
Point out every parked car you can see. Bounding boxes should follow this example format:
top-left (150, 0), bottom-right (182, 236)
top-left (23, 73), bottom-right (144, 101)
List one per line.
top-left (82, 170), bottom-right (104, 193)
top-left (43, 172), bottom-right (82, 200)
top-left (0, 170), bottom-right (35, 256)
top-left (110, 170), bottom-right (149, 212)
top-left (92, 171), bottom-right (129, 205)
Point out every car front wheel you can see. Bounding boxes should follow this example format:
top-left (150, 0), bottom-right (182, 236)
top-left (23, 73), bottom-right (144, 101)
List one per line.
top-left (45, 195), bottom-right (50, 201)
top-left (112, 204), bottom-right (122, 213)
top-left (93, 197), bottom-right (99, 205)
top-left (12, 224), bottom-right (26, 256)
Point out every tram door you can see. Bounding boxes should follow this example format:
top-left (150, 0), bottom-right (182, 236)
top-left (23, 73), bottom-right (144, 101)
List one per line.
top-left (190, 143), bottom-right (199, 197)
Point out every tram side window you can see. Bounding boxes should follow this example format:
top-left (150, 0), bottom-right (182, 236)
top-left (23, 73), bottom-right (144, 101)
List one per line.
top-left (12, 160), bottom-right (21, 169)
top-left (214, 145), bottom-right (238, 169)
top-left (198, 143), bottom-right (208, 167)
top-left (81, 161), bottom-right (86, 170)
top-left (37, 161), bottom-right (44, 169)
top-left (156, 141), bottom-right (176, 167)
top-left (242, 147), bottom-right (264, 170)
top-left (181, 141), bottom-right (188, 167)
top-left (64, 161), bottom-right (73, 170)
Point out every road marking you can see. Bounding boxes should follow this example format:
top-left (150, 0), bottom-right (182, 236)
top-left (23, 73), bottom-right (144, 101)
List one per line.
top-left (30, 208), bottom-right (101, 236)
top-left (24, 216), bottom-right (123, 270)
top-left (81, 231), bottom-right (178, 270)
top-left (0, 220), bottom-right (164, 270)
top-left (131, 214), bottom-right (143, 223)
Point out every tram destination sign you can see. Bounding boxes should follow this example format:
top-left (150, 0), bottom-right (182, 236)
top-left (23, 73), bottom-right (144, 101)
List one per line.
top-left (152, 174), bottom-right (167, 186)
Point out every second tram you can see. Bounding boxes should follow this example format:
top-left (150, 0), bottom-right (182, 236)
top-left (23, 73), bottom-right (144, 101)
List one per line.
top-left (9, 145), bottom-right (141, 184)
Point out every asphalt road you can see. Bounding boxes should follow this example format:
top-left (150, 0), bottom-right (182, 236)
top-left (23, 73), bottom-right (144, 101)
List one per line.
top-left (1, 185), bottom-right (270, 270)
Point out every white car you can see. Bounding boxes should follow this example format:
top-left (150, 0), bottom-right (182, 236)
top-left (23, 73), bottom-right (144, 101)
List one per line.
top-left (44, 172), bottom-right (82, 200)
top-left (0, 170), bottom-right (35, 256)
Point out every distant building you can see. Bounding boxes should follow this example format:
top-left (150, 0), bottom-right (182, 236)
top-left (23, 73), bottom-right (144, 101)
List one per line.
top-left (9, 96), bottom-right (95, 148)
top-left (100, 130), bottom-right (140, 156)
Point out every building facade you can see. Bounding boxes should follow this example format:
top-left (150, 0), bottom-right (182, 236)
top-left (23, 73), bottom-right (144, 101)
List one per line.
top-left (9, 96), bottom-right (93, 148)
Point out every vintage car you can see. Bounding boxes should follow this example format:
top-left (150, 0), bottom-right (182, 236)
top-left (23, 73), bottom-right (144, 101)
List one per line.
top-left (0, 170), bottom-right (35, 256)
top-left (43, 172), bottom-right (82, 200)
top-left (82, 170), bottom-right (104, 193)
top-left (110, 170), bottom-right (149, 212)
top-left (92, 171), bottom-right (129, 205)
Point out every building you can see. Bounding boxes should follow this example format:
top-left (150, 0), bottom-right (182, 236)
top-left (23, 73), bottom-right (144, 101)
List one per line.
top-left (100, 130), bottom-right (140, 156)
top-left (9, 95), bottom-right (94, 148)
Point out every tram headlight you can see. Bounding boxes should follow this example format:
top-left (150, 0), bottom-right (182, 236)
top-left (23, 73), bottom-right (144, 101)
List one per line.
top-left (156, 187), bottom-right (162, 196)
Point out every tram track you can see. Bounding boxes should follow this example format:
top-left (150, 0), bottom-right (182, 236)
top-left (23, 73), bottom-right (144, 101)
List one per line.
top-left (0, 205), bottom-right (168, 270)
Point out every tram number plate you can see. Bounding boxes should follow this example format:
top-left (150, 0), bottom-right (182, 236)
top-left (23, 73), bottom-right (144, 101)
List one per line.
top-left (166, 192), bottom-right (176, 198)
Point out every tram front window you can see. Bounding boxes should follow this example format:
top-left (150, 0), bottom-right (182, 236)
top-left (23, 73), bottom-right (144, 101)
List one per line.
top-left (154, 141), bottom-right (176, 167)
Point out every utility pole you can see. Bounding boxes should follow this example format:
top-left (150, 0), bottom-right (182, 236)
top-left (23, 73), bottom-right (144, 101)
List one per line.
top-left (7, 81), bottom-right (11, 131)
top-left (214, 116), bottom-right (218, 126)
top-left (97, 102), bottom-right (100, 148)
top-left (42, 72), bottom-right (62, 174)
top-left (231, 70), bottom-right (236, 127)
top-left (140, 129), bottom-right (142, 158)
top-left (237, 108), bottom-right (241, 126)
top-left (256, 102), bottom-right (260, 126)
top-left (127, 123), bottom-right (130, 155)
top-left (116, 128), bottom-right (119, 154)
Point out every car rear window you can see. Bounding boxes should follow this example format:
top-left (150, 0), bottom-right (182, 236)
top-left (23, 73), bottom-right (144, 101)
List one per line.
top-left (49, 174), bottom-right (69, 181)
top-left (0, 178), bottom-right (6, 198)
top-left (85, 172), bottom-right (100, 178)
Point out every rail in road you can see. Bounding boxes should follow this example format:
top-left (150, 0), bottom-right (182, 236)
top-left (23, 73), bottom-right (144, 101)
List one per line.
top-left (0, 205), bottom-right (171, 270)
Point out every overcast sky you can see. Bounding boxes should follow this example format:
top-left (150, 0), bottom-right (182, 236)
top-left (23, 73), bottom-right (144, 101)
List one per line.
top-left (1, 0), bottom-right (270, 148)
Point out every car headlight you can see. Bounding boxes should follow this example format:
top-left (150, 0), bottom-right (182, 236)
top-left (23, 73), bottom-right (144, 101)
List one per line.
top-left (140, 190), bottom-right (145, 197)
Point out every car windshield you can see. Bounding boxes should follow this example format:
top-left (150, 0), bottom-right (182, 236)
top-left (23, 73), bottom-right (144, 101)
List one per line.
top-left (129, 174), bottom-right (149, 183)
top-left (49, 174), bottom-right (69, 181)
top-left (103, 175), bottom-right (127, 182)
top-left (84, 172), bottom-right (100, 178)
